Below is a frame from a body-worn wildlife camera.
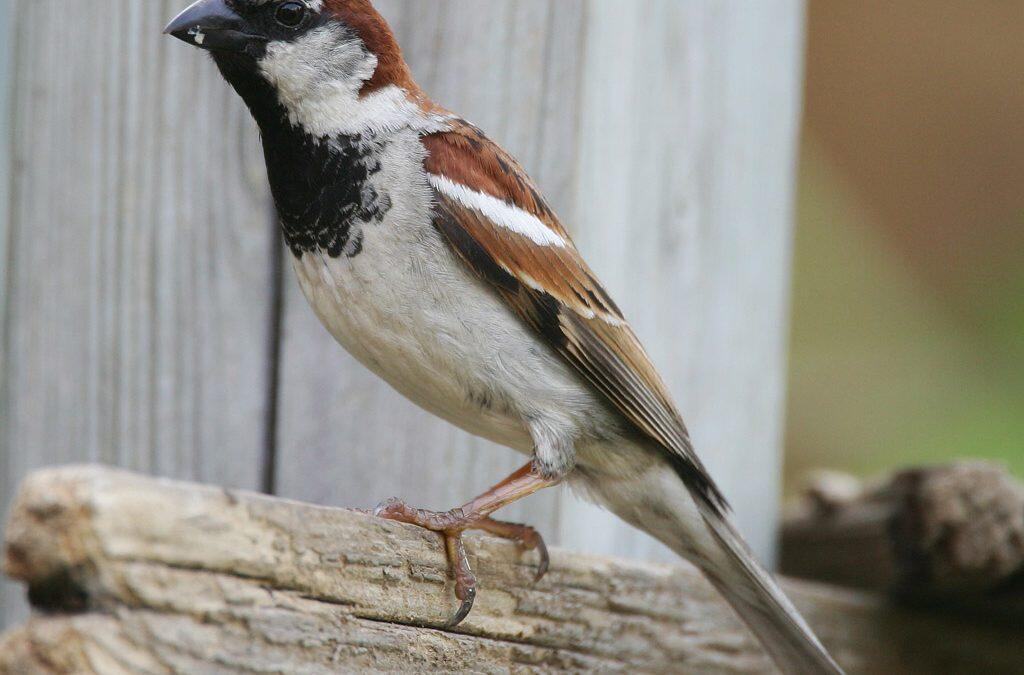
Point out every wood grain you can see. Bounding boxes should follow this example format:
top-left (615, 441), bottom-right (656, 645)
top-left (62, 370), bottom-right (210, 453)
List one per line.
top-left (3, 466), bottom-right (1021, 675)
top-left (561, 0), bottom-right (806, 562)
top-left (0, 0), bottom-right (13, 549)
top-left (0, 0), bottom-right (276, 627)
top-left (273, 0), bottom-right (806, 567)
top-left (0, 0), bottom-right (11, 627)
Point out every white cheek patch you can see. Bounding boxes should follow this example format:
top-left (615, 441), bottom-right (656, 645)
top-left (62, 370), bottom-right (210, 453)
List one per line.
top-left (260, 26), bottom-right (371, 106)
top-left (258, 25), bottom-right (445, 138)
top-left (428, 174), bottom-right (568, 248)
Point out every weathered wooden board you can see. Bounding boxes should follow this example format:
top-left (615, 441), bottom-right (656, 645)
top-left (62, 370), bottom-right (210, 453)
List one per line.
top-left (274, 0), bottom-right (806, 564)
top-left (0, 0), bottom-right (13, 501)
top-left (0, 0), bottom-right (11, 352)
top-left (0, 0), bottom-right (11, 627)
top-left (4, 466), bottom-right (1022, 675)
top-left (0, 0), bottom-right (276, 627)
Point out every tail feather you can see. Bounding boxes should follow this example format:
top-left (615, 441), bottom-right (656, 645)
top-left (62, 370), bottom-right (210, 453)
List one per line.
top-left (577, 460), bottom-right (843, 674)
top-left (696, 501), bottom-right (844, 675)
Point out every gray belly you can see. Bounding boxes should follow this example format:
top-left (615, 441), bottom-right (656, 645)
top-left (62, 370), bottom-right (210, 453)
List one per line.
top-left (290, 232), bottom-right (548, 453)
top-left (283, 130), bottom-right (617, 469)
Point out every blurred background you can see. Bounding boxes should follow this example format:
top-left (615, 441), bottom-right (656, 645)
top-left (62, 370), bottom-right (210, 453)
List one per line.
top-left (786, 0), bottom-right (1024, 493)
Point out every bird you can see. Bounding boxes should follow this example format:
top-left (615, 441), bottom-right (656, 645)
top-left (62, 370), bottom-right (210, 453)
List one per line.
top-left (164, 1), bottom-right (843, 672)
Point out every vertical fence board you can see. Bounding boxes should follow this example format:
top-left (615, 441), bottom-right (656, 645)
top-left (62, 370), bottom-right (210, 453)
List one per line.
top-left (0, 0), bottom-right (12, 628)
top-left (275, 1), bottom-right (805, 565)
top-left (0, 0), bottom-right (276, 626)
top-left (560, 0), bottom-right (806, 562)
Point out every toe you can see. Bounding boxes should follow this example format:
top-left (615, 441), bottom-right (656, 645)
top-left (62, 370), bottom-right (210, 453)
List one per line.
top-left (471, 518), bottom-right (549, 582)
top-left (444, 532), bottom-right (478, 626)
top-left (368, 498), bottom-right (489, 626)
top-left (372, 497), bottom-right (406, 519)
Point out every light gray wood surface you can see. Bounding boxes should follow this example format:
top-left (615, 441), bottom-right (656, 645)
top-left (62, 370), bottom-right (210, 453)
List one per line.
top-left (0, 0), bottom-right (276, 627)
top-left (275, 0), bottom-right (805, 564)
top-left (0, 0), bottom-right (13, 527)
top-left (5, 466), bottom-right (1021, 675)
top-left (0, 0), bottom-right (806, 629)
top-left (0, 0), bottom-right (10, 627)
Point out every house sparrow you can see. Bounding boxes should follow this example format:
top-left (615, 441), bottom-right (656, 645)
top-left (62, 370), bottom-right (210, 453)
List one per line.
top-left (165, 1), bottom-right (842, 672)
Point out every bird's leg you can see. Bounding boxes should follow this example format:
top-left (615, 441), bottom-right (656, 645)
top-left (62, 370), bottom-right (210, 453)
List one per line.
top-left (373, 462), bottom-right (559, 627)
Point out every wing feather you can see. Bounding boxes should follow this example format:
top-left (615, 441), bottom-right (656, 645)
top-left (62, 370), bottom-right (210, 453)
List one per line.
top-left (425, 120), bottom-right (727, 511)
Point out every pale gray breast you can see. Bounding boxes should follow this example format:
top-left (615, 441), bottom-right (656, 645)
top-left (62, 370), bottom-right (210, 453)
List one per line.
top-left (288, 129), bottom-right (620, 459)
top-left (286, 132), bottom-right (534, 450)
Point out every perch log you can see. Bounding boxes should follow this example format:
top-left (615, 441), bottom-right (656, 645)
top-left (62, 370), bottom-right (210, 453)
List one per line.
top-left (1, 466), bottom-right (1021, 674)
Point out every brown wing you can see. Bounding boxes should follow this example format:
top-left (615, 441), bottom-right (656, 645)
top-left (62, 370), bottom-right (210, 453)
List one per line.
top-left (424, 120), bottom-right (727, 511)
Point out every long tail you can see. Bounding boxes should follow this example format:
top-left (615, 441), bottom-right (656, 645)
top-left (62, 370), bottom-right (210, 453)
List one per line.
top-left (695, 500), bottom-right (843, 674)
top-left (579, 463), bottom-right (843, 674)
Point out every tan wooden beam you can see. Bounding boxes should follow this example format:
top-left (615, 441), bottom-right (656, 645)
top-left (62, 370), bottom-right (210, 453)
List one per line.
top-left (1, 466), bottom-right (1019, 674)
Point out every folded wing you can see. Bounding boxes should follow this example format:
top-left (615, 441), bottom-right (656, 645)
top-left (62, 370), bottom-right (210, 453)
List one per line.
top-left (423, 119), bottom-right (727, 512)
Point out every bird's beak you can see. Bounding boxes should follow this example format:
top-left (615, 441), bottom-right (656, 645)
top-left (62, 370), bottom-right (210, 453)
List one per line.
top-left (164, 0), bottom-right (265, 54)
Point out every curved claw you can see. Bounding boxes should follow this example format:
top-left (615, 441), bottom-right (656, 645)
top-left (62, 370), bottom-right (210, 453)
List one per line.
top-left (534, 535), bottom-right (550, 582)
top-left (446, 586), bottom-right (476, 628)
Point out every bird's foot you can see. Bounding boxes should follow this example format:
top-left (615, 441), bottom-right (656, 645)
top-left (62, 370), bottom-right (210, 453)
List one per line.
top-left (373, 497), bottom-right (549, 627)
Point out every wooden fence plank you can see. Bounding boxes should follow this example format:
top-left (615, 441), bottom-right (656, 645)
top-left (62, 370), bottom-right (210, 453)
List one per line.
top-left (558, 0), bottom-right (806, 562)
top-left (0, 0), bottom-right (277, 627)
top-left (274, 1), bottom-right (805, 565)
top-left (0, 0), bottom-right (12, 628)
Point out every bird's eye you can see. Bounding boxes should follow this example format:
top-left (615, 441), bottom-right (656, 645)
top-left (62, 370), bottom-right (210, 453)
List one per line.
top-left (275, 1), bottom-right (307, 28)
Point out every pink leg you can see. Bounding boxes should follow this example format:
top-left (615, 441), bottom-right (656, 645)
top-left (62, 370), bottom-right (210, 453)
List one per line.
top-left (374, 462), bottom-right (559, 626)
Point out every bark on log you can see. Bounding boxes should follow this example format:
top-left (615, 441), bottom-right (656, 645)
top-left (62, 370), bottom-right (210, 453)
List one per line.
top-left (781, 463), bottom-right (1024, 616)
top-left (1, 466), bottom-right (1021, 674)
